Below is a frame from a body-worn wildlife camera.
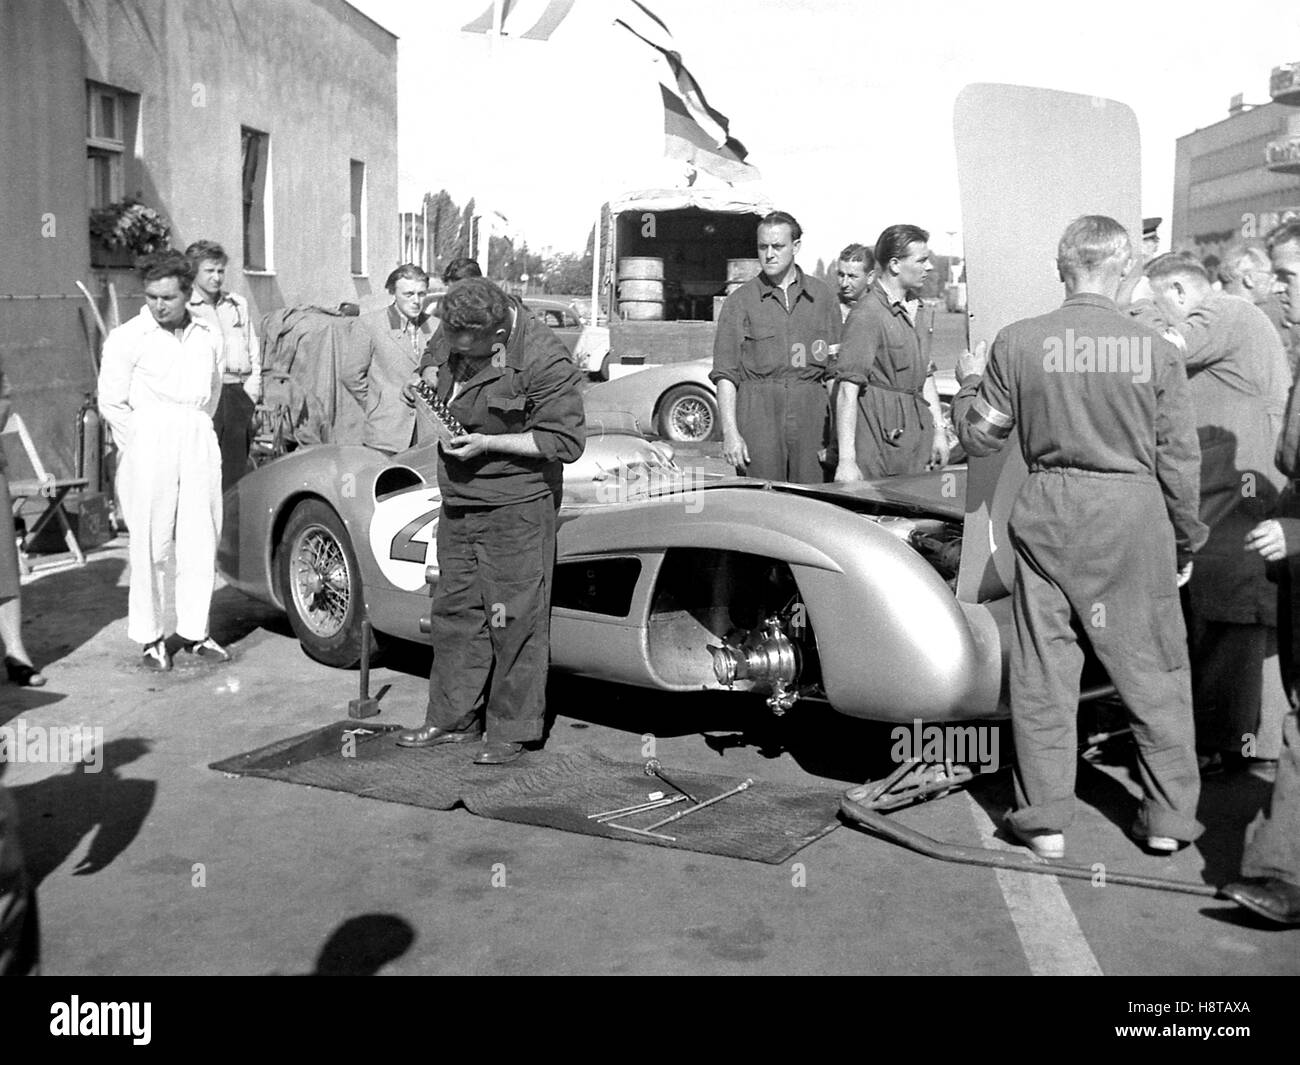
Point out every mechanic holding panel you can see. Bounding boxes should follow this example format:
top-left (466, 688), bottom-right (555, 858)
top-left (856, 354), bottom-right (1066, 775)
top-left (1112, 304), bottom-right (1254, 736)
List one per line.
top-left (396, 278), bottom-right (585, 765)
top-left (711, 210), bottom-right (841, 484)
top-left (952, 215), bottom-right (1207, 861)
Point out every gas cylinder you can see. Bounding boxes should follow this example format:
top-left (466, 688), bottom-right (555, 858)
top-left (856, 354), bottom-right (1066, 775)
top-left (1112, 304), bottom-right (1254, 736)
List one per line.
top-left (76, 393), bottom-right (102, 493)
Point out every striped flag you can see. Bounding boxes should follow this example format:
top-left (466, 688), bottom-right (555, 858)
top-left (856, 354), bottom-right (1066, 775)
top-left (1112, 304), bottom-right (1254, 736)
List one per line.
top-left (461, 0), bottom-right (576, 41)
top-left (612, 1), bottom-right (759, 183)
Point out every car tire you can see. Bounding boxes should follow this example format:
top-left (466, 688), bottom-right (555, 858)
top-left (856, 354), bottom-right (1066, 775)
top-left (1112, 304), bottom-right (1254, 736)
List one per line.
top-left (657, 384), bottom-right (719, 443)
top-left (277, 499), bottom-right (366, 668)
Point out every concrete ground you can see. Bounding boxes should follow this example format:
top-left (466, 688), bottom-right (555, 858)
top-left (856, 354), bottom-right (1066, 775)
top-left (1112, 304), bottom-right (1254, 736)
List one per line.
top-left (1, 529), bottom-right (1296, 978)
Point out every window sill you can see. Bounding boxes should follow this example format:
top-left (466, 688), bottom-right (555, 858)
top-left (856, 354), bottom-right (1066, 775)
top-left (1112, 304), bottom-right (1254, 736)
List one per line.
top-left (351, 273), bottom-right (369, 279)
top-left (243, 269), bottom-right (277, 277)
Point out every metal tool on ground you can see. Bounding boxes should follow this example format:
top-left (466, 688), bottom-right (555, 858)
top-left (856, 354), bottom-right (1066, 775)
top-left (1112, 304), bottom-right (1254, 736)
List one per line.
top-left (348, 618), bottom-right (379, 719)
top-left (839, 791), bottom-right (1220, 899)
top-left (644, 759), bottom-right (698, 803)
top-left (608, 822), bottom-right (677, 842)
top-left (589, 794), bottom-right (688, 823)
top-left (644, 778), bottom-right (754, 831)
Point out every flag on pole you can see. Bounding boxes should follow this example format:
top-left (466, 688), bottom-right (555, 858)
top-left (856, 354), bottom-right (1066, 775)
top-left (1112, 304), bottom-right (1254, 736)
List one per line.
top-left (461, 0), bottom-right (576, 40)
top-left (612, 1), bottom-right (759, 183)
top-left (462, 0), bottom-right (759, 183)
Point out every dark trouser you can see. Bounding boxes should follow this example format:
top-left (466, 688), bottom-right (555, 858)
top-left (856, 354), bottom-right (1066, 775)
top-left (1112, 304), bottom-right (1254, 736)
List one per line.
top-left (1006, 470), bottom-right (1202, 841)
top-left (425, 495), bottom-right (557, 744)
top-left (0, 785), bottom-right (38, 975)
top-left (212, 381), bottom-right (255, 493)
top-left (735, 378), bottom-right (827, 484)
top-left (1189, 616), bottom-right (1288, 760)
top-left (1241, 704), bottom-right (1300, 885)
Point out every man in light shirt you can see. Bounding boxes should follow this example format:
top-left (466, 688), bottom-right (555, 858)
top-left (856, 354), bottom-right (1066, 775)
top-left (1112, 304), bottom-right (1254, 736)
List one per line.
top-left (99, 251), bottom-right (226, 671)
top-left (185, 240), bottom-right (261, 492)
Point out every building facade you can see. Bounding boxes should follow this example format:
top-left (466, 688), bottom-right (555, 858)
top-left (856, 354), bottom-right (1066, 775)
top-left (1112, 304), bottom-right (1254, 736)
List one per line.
top-left (0, 0), bottom-right (398, 477)
top-left (1172, 63), bottom-right (1300, 261)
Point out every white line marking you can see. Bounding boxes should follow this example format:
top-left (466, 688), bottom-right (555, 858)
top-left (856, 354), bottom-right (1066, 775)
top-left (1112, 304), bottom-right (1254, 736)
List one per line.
top-left (965, 794), bottom-right (1103, 976)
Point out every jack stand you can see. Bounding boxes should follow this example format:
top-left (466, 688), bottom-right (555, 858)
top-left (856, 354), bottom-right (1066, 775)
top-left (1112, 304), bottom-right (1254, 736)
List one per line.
top-left (848, 759), bottom-right (976, 812)
top-left (348, 619), bottom-right (380, 719)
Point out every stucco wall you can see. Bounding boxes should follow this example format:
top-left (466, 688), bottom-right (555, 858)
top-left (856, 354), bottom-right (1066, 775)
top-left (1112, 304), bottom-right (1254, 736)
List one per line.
top-left (1, 0), bottom-right (397, 477)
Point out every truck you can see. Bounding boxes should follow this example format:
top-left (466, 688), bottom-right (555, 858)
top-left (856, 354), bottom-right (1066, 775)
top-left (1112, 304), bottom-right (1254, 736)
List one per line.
top-left (572, 186), bottom-right (774, 380)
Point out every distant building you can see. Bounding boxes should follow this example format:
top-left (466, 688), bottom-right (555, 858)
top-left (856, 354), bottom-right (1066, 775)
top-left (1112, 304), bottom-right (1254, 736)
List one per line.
top-left (0, 0), bottom-right (398, 476)
top-left (1172, 62), bottom-right (1300, 262)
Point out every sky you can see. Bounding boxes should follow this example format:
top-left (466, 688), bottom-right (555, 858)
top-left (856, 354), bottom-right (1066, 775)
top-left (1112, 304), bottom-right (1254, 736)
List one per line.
top-left (350, 0), bottom-right (1300, 259)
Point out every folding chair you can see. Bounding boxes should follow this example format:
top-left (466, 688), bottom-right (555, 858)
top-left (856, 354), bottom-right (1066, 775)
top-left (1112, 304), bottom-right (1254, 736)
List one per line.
top-left (3, 412), bottom-right (89, 574)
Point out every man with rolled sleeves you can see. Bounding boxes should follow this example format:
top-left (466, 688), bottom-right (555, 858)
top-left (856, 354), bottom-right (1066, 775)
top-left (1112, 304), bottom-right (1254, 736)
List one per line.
top-left (1129, 253), bottom-right (1291, 772)
top-left (341, 264), bottom-right (437, 454)
top-left (834, 224), bottom-right (949, 480)
top-left (395, 278), bottom-right (585, 765)
top-left (711, 211), bottom-right (840, 483)
top-left (953, 215), bottom-right (1208, 860)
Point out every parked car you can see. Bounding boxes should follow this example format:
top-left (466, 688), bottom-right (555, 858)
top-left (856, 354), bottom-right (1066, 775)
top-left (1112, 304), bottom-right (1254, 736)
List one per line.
top-left (583, 359), bottom-right (963, 454)
top-left (216, 399), bottom-right (1106, 726)
top-left (522, 297), bottom-right (583, 356)
top-left (584, 358), bottom-right (719, 443)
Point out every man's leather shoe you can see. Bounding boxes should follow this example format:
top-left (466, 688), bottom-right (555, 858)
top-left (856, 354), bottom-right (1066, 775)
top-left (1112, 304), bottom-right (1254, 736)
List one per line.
top-left (1220, 877), bottom-right (1300, 926)
top-left (395, 724), bottom-right (482, 749)
top-left (474, 740), bottom-right (524, 765)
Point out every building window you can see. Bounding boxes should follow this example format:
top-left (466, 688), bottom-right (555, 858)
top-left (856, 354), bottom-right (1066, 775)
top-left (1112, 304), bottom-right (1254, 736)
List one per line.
top-left (350, 159), bottom-right (367, 275)
top-left (241, 127), bottom-right (272, 271)
top-left (86, 82), bottom-right (137, 208)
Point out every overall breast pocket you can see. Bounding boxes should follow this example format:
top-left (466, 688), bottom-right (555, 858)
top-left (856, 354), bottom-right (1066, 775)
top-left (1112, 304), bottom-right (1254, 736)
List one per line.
top-left (486, 392), bottom-right (530, 432)
top-left (742, 332), bottom-right (785, 374)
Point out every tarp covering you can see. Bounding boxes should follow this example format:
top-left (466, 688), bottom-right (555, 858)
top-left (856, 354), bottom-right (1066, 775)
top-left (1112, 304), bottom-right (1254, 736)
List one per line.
top-left (605, 186), bottom-right (774, 217)
top-left (258, 307), bottom-right (364, 449)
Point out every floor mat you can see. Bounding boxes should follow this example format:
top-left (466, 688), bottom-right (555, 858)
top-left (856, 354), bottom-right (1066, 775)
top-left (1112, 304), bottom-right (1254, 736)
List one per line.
top-left (211, 723), bottom-right (841, 863)
top-left (209, 721), bottom-right (592, 811)
top-left (464, 751), bottom-right (842, 864)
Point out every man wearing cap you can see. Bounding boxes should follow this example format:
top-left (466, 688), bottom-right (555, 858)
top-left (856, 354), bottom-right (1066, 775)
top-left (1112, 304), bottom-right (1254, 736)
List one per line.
top-left (711, 211), bottom-right (840, 483)
top-left (833, 224), bottom-right (949, 479)
top-left (953, 215), bottom-right (1206, 860)
top-left (1142, 217), bottom-right (1162, 261)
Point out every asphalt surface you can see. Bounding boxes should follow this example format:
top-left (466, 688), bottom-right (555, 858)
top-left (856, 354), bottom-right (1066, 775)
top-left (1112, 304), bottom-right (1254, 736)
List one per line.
top-left (1, 535), bottom-right (1296, 977)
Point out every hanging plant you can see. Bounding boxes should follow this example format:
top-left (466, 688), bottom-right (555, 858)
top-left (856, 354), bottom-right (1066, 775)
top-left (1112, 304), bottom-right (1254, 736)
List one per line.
top-left (89, 198), bottom-right (172, 259)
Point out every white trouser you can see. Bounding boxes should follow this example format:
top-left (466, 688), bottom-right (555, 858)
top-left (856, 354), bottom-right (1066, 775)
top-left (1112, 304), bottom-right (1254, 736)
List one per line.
top-left (116, 406), bottom-right (222, 645)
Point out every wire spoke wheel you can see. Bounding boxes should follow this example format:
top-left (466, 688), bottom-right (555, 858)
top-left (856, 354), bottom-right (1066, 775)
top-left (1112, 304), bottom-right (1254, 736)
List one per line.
top-left (288, 525), bottom-right (353, 638)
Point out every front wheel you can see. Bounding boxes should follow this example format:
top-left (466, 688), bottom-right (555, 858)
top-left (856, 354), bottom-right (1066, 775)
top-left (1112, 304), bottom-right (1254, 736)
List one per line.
top-left (656, 384), bottom-right (719, 443)
top-left (277, 499), bottom-right (365, 667)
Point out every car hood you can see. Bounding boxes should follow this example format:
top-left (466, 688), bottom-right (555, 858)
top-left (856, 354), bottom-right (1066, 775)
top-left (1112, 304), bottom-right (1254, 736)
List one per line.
top-left (766, 470), bottom-right (967, 522)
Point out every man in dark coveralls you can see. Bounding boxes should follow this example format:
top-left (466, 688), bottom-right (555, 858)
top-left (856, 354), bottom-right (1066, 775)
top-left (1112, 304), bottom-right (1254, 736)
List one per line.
top-left (1223, 516), bottom-right (1300, 924)
top-left (712, 211), bottom-right (840, 483)
top-left (395, 279), bottom-right (585, 765)
top-left (833, 224), bottom-right (949, 480)
top-left (1129, 253), bottom-right (1291, 771)
top-left (953, 215), bottom-right (1208, 860)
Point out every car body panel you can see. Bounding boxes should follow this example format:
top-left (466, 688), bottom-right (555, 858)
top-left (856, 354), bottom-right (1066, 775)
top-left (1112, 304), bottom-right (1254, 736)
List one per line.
top-left (220, 427), bottom-right (1014, 725)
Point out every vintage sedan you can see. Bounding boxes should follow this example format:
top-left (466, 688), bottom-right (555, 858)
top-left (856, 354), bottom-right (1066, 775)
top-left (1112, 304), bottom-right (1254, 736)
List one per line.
top-left (217, 402), bottom-right (1053, 726)
top-left (583, 359), bottom-right (963, 455)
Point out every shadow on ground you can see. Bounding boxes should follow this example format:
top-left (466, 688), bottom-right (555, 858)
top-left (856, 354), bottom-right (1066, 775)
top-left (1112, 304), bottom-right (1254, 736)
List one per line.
top-left (4, 737), bottom-right (156, 889)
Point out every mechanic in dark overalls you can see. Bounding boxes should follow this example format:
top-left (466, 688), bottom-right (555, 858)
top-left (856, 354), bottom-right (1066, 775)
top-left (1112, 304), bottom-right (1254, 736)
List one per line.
top-left (712, 211), bottom-right (841, 483)
top-left (833, 224), bottom-right (949, 479)
top-left (953, 215), bottom-right (1208, 860)
top-left (395, 278), bottom-right (585, 765)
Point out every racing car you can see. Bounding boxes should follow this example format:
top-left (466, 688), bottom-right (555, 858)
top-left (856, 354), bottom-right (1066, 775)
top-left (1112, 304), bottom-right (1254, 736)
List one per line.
top-left (217, 404), bottom-right (1046, 726)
